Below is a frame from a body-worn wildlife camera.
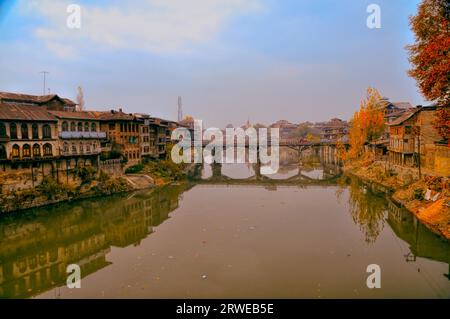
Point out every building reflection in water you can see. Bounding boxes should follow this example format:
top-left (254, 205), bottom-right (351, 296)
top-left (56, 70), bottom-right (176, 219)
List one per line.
top-left (0, 184), bottom-right (190, 298)
top-left (341, 175), bottom-right (449, 279)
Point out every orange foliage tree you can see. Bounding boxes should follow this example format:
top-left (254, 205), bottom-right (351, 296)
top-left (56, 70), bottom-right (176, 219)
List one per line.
top-left (347, 88), bottom-right (385, 160)
top-left (407, 0), bottom-right (450, 141)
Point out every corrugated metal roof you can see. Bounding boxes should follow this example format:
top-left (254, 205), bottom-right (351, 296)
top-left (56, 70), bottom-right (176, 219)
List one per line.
top-left (0, 91), bottom-right (76, 105)
top-left (49, 110), bottom-right (99, 120)
top-left (0, 103), bottom-right (57, 121)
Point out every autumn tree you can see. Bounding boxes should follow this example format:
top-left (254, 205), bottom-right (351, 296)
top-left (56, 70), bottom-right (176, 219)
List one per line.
top-left (407, 0), bottom-right (450, 141)
top-left (347, 88), bottom-right (385, 159)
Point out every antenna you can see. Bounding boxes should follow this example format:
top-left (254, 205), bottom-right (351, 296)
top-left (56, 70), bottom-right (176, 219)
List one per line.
top-left (178, 96), bottom-right (183, 122)
top-left (39, 71), bottom-right (49, 95)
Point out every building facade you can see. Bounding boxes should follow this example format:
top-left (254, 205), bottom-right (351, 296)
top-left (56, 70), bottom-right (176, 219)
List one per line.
top-left (97, 110), bottom-right (142, 165)
top-left (388, 106), bottom-right (443, 173)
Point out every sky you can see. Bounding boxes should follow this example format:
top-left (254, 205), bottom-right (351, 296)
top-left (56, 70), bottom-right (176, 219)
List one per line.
top-left (0, 0), bottom-right (426, 128)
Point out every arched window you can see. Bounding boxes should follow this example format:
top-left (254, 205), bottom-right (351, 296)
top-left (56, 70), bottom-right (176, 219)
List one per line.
top-left (91, 123), bottom-right (97, 132)
top-left (62, 121), bottom-right (69, 132)
top-left (43, 143), bottom-right (52, 156)
top-left (71, 143), bottom-right (77, 154)
top-left (77, 122), bottom-right (82, 132)
top-left (0, 144), bottom-right (6, 159)
top-left (32, 123), bottom-right (39, 139)
top-left (86, 143), bottom-right (91, 153)
top-left (63, 142), bottom-right (69, 153)
top-left (84, 122), bottom-right (89, 132)
top-left (10, 123), bottom-right (17, 139)
top-left (70, 122), bottom-right (76, 132)
top-left (21, 124), bottom-right (29, 139)
top-left (0, 122), bottom-right (6, 137)
top-left (23, 144), bottom-right (31, 157)
top-left (33, 144), bottom-right (41, 157)
top-left (12, 144), bottom-right (20, 158)
top-left (43, 124), bottom-right (51, 139)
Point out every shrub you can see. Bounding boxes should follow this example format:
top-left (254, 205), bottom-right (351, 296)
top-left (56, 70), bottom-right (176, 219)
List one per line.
top-left (413, 188), bottom-right (424, 200)
top-left (125, 163), bottom-right (144, 174)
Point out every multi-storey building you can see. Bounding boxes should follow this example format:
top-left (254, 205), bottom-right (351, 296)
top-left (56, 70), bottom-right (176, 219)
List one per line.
top-left (48, 111), bottom-right (105, 165)
top-left (97, 109), bottom-right (142, 165)
top-left (0, 103), bottom-right (59, 162)
top-left (317, 118), bottom-right (349, 142)
top-left (149, 117), bottom-right (169, 158)
top-left (388, 106), bottom-right (442, 172)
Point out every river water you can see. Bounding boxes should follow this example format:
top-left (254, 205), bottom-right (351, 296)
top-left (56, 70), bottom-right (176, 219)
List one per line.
top-left (0, 150), bottom-right (449, 298)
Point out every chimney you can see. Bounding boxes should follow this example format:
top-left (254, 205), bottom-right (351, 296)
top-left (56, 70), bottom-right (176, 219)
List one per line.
top-left (119, 108), bottom-right (123, 112)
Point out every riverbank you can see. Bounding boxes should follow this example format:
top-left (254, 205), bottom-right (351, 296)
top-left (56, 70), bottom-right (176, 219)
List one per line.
top-left (344, 160), bottom-right (450, 240)
top-left (0, 160), bottom-right (194, 214)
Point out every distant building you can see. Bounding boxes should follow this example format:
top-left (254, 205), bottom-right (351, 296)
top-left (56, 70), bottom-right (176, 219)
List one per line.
top-left (270, 120), bottom-right (298, 138)
top-left (317, 118), bottom-right (349, 142)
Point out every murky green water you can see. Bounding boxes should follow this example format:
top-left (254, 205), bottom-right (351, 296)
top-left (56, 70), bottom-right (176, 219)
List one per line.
top-left (0, 156), bottom-right (449, 298)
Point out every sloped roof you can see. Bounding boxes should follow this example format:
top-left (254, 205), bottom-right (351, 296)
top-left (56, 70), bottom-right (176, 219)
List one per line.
top-left (95, 110), bottom-right (136, 121)
top-left (0, 91), bottom-right (76, 106)
top-left (49, 110), bottom-right (99, 120)
top-left (388, 109), bottom-right (419, 126)
top-left (0, 103), bottom-right (57, 121)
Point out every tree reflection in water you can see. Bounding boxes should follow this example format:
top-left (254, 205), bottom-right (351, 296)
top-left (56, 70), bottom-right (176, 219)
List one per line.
top-left (343, 176), bottom-right (388, 244)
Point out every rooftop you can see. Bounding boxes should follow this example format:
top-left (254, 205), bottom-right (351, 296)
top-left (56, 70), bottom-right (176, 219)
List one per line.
top-left (0, 103), bottom-right (57, 121)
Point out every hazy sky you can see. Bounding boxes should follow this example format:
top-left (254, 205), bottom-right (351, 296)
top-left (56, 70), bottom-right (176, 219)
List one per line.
top-left (0, 0), bottom-right (426, 127)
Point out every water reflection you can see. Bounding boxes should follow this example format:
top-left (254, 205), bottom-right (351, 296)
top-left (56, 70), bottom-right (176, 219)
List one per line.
top-left (345, 177), bottom-right (388, 244)
top-left (0, 148), bottom-right (448, 298)
top-left (0, 184), bottom-right (190, 298)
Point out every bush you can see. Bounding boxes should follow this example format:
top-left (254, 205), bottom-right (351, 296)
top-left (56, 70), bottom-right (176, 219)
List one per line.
top-left (76, 166), bottom-right (97, 184)
top-left (413, 188), bottom-right (424, 200)
top-left (38, 176), bottom-right (66, 200)
top-left (125, 164), bottom-right (144, 174)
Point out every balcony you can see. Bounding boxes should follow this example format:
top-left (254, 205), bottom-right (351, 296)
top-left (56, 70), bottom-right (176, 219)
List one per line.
top-left (59, 131), bottom-right (106, 139)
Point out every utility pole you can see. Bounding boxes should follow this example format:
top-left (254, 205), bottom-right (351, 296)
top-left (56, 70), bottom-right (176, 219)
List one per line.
top-left (39, 71), bottom-right (49, 95)
top-left (413, 126), bottom-right (421, 179)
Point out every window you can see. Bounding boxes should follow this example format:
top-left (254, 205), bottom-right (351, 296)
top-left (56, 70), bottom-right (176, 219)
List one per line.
top-left (86, 144), bottom-right (91, 153)
top-left (0, 123), bottom-right (6, 137)
top-left (84, 122), bottom-right (89, 132)
top-left (0, 145), bottom-right (6, 159)
top-left (33, 144), bottom-right (41, 157)
top-left (63, 142), bottom-right (69, 153)
top-left (62, 121), bottom-right (69, 132)
top-left (91, 123), bottom-right (97, 132)
top-left (43, 143), bottom-right (53, 156)
top-left (10, 123), bottom-right (17, 139)
top-left (72, 143), bottom-right (77, 154)
top-left (23, 144), bottom-right (31, 157)
top-left (79, 143), bottom-right (84, 153)
top-left (109, 123), bottom-right (115, 130)
top-left (32, 123), bottom-right (39, 139)
top-left (21, 124), bottom-right (29, 139)
top-left (12, 144), bottom-right (20, 158)
top-left (43, 124), bottom-right (52, 139)
top-left (77, 122), bottom-right (82, 132)
top-left (70, 122), bottom-right (76, 131)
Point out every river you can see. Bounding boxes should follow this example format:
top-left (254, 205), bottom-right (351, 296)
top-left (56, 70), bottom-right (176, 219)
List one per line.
top-left (0, 149), bottom-right (449, 298)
